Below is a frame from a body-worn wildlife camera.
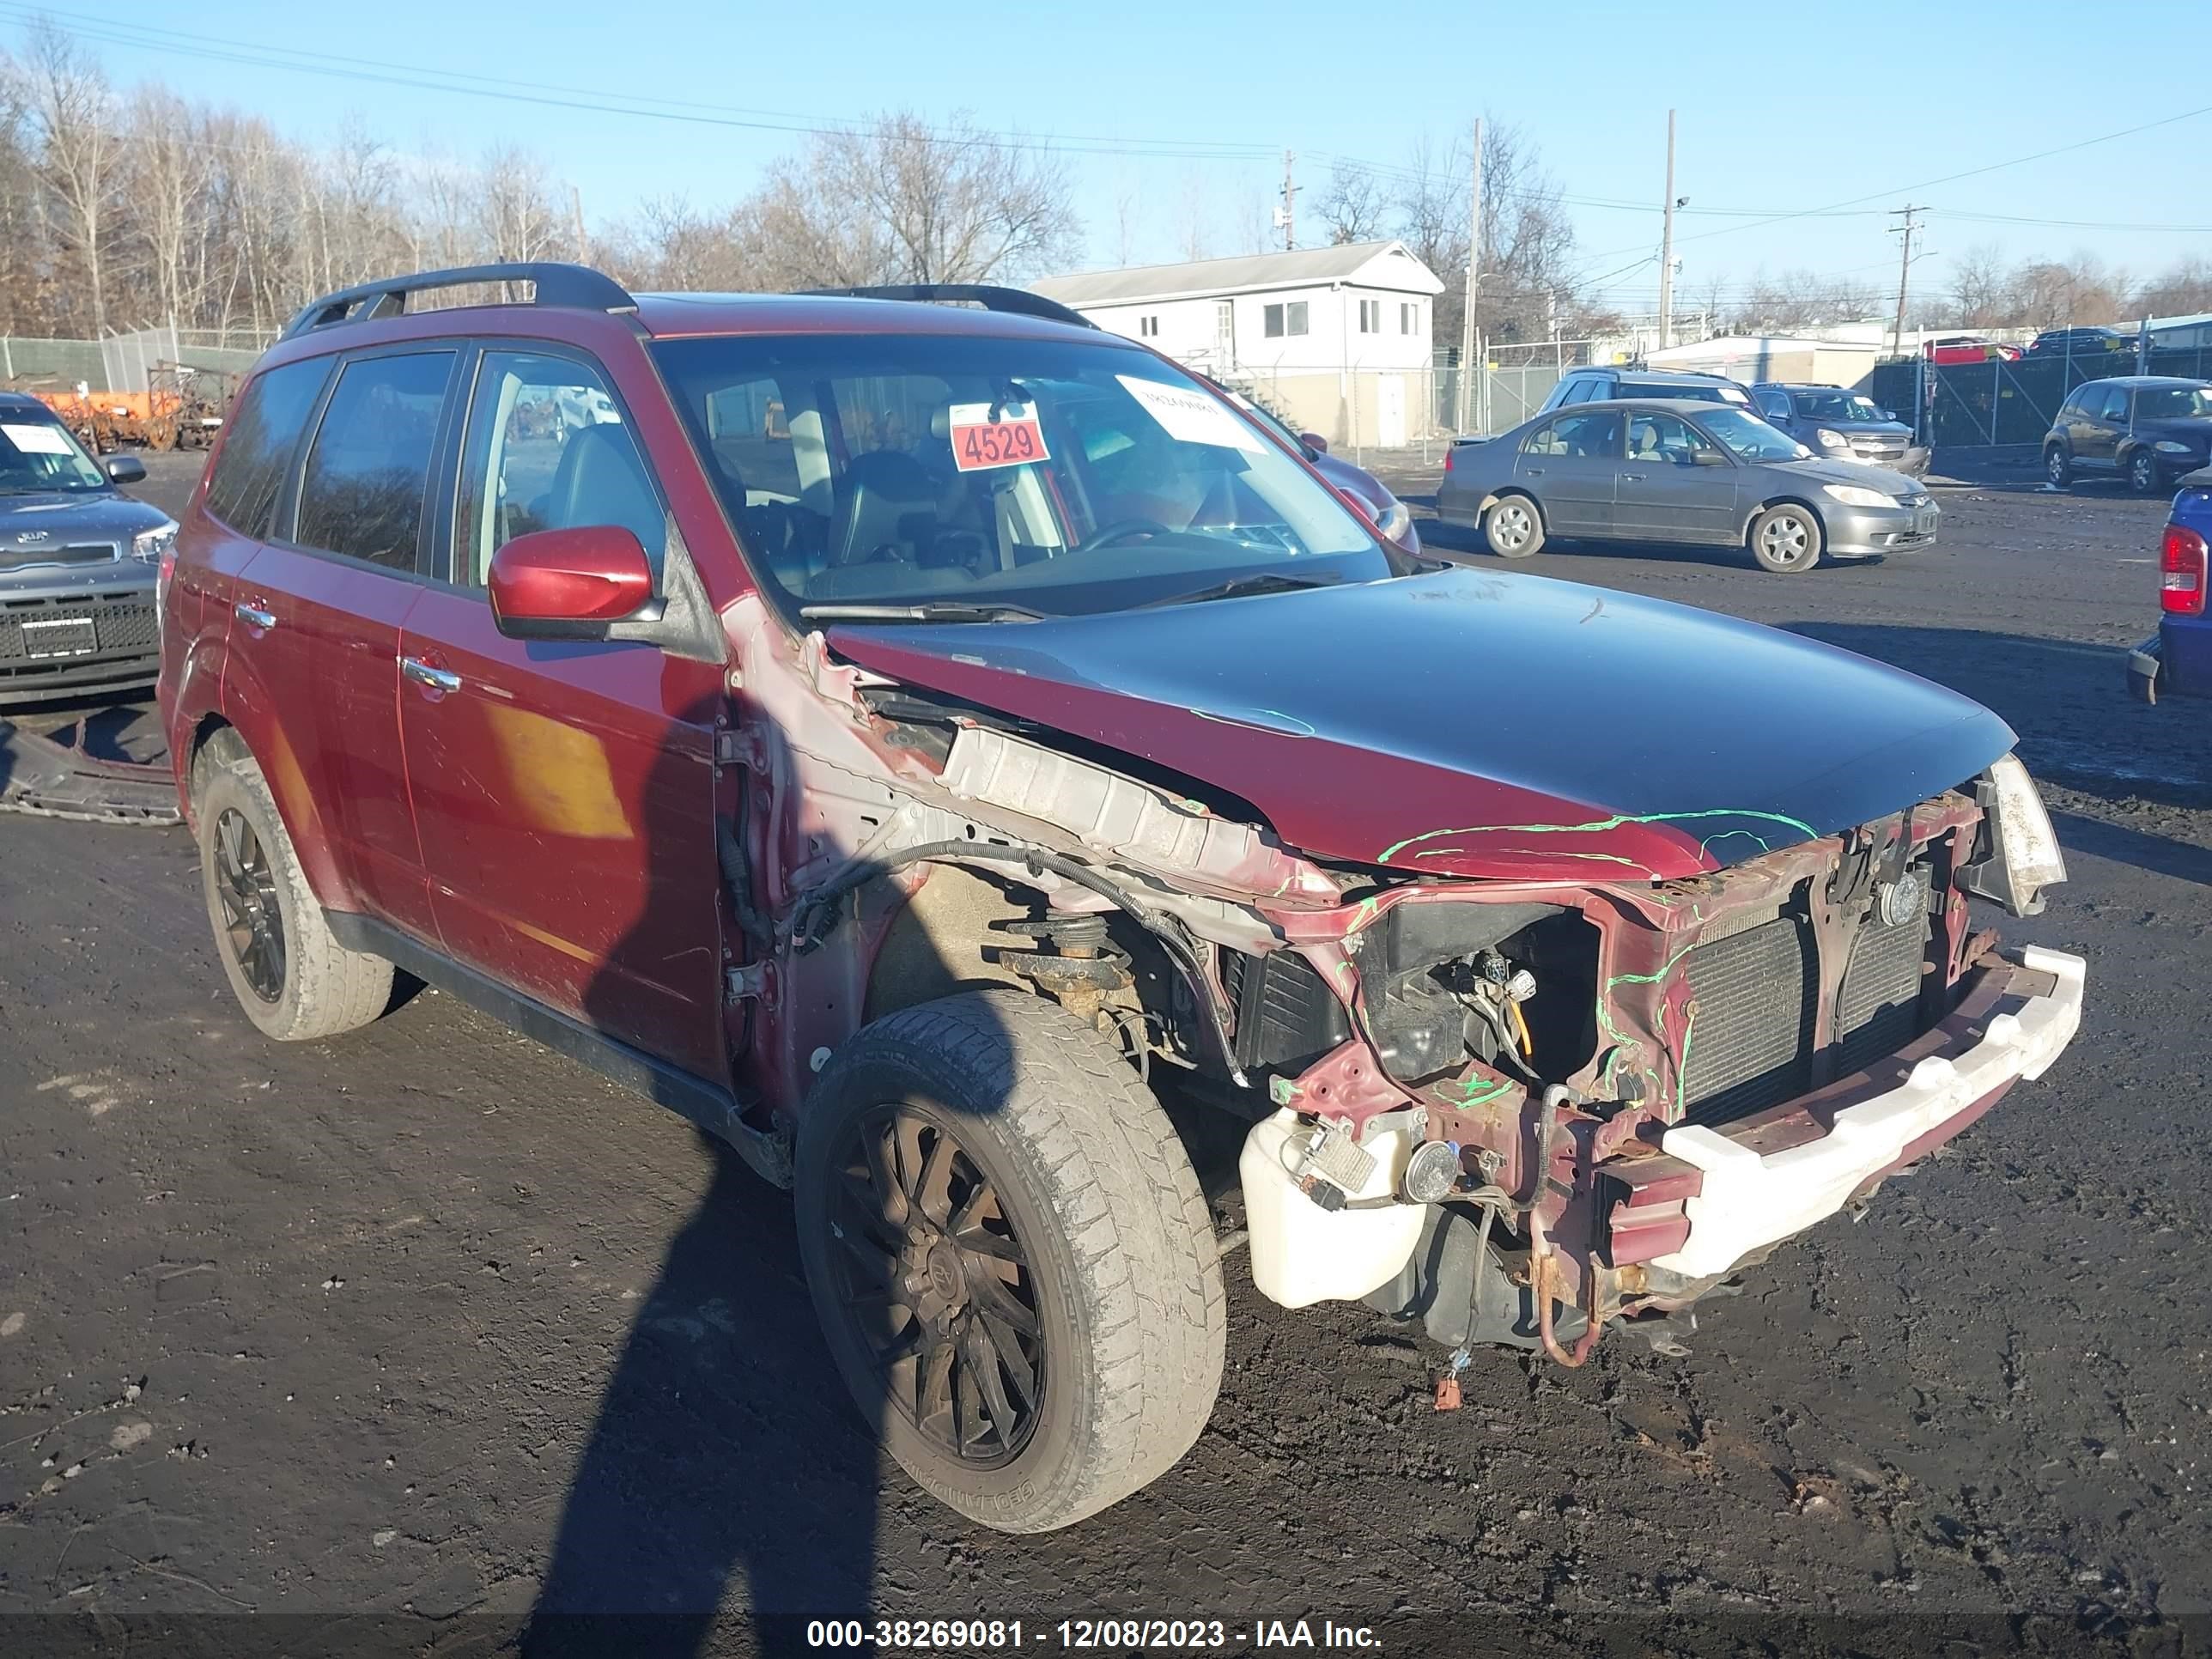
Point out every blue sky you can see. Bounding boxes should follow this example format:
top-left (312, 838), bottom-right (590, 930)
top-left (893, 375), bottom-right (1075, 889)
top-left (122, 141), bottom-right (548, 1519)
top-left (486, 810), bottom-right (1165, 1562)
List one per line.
top-left (25, 0), bottom-right (2212, 310)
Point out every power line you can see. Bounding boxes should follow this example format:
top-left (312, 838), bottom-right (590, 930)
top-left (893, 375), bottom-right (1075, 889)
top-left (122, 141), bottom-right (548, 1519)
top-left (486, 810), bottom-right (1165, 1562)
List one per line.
top-left (0, 5), bottom-right (1285, 166)
top-left (1582, 100), bottom-right (2212, 260)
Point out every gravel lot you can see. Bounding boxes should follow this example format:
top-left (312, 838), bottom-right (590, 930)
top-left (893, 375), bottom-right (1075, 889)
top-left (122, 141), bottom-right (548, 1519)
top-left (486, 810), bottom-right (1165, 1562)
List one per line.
top-left (2, 454), bottom-right (2208, 1656)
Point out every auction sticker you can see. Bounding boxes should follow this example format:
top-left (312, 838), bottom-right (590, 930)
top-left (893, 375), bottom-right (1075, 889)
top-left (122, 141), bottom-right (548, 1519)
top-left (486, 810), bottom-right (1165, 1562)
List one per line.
top-left (947, 401), bottom-right (1048, 471)
top-left (1116, 376), bottom-right (1264, 453)
top-left (2, 422), bottom-right (73, 455)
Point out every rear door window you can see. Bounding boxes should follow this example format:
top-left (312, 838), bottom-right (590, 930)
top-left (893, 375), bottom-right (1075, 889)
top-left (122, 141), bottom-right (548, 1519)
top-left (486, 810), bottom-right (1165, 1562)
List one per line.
top-left (294, 351), bottom-right (456, 571)
top-left (1524, 410), bottom-right (1623, 459)
top-left (203, 358), bottom-right (332, 538)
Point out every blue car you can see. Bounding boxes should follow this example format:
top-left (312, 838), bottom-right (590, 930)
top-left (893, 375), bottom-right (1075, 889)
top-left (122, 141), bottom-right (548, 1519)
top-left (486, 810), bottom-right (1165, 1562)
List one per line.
top-left (2130, 466), bottom-right (2212, 702)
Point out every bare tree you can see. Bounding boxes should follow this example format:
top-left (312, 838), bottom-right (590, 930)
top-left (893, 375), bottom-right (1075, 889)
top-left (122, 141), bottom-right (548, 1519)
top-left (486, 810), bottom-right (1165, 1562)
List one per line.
top-left (1395, 120), bottom-right (1590, 348)
top-left (1395, 131), bottom-right (1469, 344)
top-left (798, 112), bottom-right (1079, 285)
top-left (17, 22), bottom-right (118, 331)
top-left (1948, 242), bottom-right (2010, 330)
top-left (1175, 168), bottom-right (1213, 264)
top-left (2136, 257), bottom-right (2212, 319)
top-left (474, 146), bottom-right (567, 267)
top-left (1316, 163), bottom-right (1388, 246)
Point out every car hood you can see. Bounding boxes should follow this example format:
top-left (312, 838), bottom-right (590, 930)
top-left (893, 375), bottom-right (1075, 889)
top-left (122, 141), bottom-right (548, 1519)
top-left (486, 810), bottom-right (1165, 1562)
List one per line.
top-left (0, 490), bottom-right (170, 544)
top-left (1829, 419), bottom-right (1916, 441)
top-left (1760, 455), bottom-right (1921, 495)
top-left (828, 568), bottom-right (2014, 883)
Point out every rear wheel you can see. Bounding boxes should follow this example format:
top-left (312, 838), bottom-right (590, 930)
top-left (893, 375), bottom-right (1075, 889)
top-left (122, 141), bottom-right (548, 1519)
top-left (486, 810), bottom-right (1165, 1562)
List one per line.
top-left (2045, 445), bottom-right (2072, 489)
top-left (1748, 503), bottom-right (1823, 574)
top-left (193, 748), bottom-right (392, 1041)
top-left (1482, 494), bottom-right (1545, 558)
top-left (2129, 447), bottom-right (2164, 495)
top-left (796, 989), bottom-right (1225, 1533)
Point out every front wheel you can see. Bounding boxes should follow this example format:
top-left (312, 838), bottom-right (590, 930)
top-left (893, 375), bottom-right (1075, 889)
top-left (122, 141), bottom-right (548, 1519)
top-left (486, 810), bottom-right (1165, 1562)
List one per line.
top-left (2129, 448), bottom-right (2164, 495)
top-left (1748, 503), bottom-right (1824, 574)
top-left (796, 990), bottom-right (1225, 1533)
top-left (1483, 494), bottom-right (1546, 558)
top-left (2045, 445), bottom-right (2072, 489)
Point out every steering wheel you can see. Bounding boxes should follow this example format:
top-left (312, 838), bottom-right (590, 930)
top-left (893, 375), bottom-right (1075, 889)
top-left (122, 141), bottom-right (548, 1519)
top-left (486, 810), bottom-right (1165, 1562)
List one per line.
top-left (1072, 518), bottom-right (1170, 556)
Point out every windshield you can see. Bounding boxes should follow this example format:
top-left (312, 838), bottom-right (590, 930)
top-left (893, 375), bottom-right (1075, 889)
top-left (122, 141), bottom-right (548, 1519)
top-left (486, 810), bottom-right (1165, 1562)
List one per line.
top-left (1699, 405), bottom-right (1809, 462)
top-left (0, 415), bottom-right (110, 493)
top-left (1794, 391), bottom-right (1885, 422)
top-left (2137, 386), bottom-right (2212, 421)
top-left (652, 333), bottom-right (1397, 617)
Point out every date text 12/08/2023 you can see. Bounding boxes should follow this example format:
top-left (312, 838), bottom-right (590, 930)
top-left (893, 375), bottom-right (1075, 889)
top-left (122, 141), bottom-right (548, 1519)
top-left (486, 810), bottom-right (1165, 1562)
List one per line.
top-left (804, 1618), bottom-right (1384, 1650)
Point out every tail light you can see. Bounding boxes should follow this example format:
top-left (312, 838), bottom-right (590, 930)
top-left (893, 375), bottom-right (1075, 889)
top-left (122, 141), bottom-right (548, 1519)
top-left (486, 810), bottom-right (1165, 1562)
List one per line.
top-left (1443, 446), bottom-right (1455, 472)
top-left (2161, 524), bottom-right (2208, 616)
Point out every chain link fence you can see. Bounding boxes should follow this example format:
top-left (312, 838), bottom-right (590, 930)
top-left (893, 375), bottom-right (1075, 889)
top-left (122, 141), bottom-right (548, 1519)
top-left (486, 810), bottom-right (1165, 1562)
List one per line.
top-left (0, 325), bottom-right (274, 396)
top-left (1874, 341), bottom-right (2212, 449)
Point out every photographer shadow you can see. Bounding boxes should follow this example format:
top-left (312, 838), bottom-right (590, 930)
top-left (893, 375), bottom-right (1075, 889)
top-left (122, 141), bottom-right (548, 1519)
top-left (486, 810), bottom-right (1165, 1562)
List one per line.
top-left (520, 689), bottom-right (1018, 1658)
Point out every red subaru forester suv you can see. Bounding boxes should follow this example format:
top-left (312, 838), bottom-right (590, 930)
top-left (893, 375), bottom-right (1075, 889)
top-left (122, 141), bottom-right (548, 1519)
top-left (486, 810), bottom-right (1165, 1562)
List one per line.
top-left (161, 263), bottom-right (2082, 1533)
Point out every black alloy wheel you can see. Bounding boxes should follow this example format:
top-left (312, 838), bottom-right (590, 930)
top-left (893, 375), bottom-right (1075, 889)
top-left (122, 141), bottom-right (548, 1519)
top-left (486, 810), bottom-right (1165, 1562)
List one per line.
top-left (829, 1103), bottom-right (1044, 1467)
top-left (212, 805), bottom-right (286, 1003)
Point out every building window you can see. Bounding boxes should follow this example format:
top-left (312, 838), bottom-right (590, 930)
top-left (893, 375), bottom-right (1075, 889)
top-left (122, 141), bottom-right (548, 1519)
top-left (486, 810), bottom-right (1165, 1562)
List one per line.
top-left (1262, 301), bottom-right (1309, 338)
top-left (1400, 302), bottom-right (1416, 334)
top-left (1358, 299), bottom-right (1381, 334)
top-left (1139, 315), bottom-right (1159, 337)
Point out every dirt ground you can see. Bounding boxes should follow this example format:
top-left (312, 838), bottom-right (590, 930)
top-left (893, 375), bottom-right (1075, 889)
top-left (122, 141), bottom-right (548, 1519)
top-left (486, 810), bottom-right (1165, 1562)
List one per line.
top-left (3, 454), bottom-right (2209, 1657)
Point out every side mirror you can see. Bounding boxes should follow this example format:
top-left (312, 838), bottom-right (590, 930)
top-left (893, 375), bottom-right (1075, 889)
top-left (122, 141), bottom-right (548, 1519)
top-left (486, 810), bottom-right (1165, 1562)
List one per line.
top-left (1880, 409), bottom-right (1898, 422)
top-left (1692, 449), bottom-right (1729, 466)
top-left (101, 453), bottom-right (147, 484)
top-left (1300, 431), bottom-right (1329, 454)
top-left (488, 526), bottom-right (658, 641)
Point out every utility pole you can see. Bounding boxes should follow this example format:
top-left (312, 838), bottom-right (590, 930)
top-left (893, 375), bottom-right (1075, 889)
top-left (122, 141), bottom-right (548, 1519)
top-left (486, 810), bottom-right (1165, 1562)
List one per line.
top-left (1657, 109), bottom-right (1677, 352)
top-left (1890, 204), bottom-right (1923, 357)
top-left (571, 184), bottom-right (589, 264)
top-left (1279, 152), bottom-right (1297, 252)
top-left (1456, 116), bottom-right (1485, 434)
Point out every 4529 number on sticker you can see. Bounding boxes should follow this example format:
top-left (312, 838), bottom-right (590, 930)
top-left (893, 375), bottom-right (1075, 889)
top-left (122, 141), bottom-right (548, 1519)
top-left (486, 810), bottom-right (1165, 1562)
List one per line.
top-left (947, 400), bottom-right (1048, 471)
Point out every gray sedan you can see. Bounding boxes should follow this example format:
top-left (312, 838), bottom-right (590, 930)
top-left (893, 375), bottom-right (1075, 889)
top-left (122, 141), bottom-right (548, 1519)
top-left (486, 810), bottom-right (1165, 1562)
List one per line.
top-left (1435, 398), bottom-right (1938, 574)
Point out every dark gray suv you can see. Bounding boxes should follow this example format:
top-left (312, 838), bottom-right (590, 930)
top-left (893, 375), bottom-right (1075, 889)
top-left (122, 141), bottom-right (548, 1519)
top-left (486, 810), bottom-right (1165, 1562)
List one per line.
top-left (1751, 383), bottom-right (1928, 477)
top-left (0, 392), bottom-right (173, 705)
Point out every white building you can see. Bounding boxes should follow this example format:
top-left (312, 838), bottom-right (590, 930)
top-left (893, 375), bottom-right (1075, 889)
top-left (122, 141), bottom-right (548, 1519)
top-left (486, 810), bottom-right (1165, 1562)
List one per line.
top-left (1032, 241), bottom-right (1445, 449)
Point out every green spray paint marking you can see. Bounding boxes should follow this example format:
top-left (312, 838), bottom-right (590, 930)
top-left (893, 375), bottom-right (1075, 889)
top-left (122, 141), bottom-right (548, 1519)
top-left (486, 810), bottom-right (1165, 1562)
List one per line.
top-left (1674, 1002), bottom-right (1696, 1115)
top-left (1412, 846), bottom-right (1654, 873)
top-left (1431, 1073), bottom-right (1512, 1109)
top-left (1377, 806), bottom-right (1819, 866)
top-left (1592, 939), bottom-right (1700, 1103)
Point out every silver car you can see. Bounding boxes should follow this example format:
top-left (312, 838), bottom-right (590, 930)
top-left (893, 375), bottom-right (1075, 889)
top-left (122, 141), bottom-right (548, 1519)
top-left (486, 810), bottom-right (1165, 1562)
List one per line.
top-left (0, 393), bottom-right (174, 705)
top-left (1436, 398), bottom-right (1938, 574)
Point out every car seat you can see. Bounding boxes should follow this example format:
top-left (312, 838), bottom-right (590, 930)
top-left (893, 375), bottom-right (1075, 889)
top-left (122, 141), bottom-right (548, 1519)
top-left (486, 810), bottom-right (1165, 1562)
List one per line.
top-left (829, 449), bottom-right (959, 566)
top-left (545, 422), bottom-right (664, 560)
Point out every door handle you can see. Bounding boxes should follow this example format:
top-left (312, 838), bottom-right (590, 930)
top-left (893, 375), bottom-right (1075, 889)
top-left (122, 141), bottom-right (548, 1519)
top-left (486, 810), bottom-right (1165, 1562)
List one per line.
top-left (234, 602), bottom-right (276, 630)
top-left (1621, 472), bottom-right (1644, 484)
top-left (399, 656), bottom-right (462, 695)
top-left (1524, 467), bottom-right (1546, 477)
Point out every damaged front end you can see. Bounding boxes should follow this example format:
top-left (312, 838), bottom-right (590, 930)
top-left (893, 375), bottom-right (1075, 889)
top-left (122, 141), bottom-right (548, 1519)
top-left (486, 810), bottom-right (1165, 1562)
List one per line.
top-left (787, 599), bottom-right (2083, 1371)
top-left (1231, 758), bottom-right (2081, 1364)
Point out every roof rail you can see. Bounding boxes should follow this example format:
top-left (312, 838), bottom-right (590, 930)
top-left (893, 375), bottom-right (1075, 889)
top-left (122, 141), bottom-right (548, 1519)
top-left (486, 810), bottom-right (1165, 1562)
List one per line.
top-left (282, 262), bottom-right (637, 340)
top-left (799, 283), bottom-right (1097, 331)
